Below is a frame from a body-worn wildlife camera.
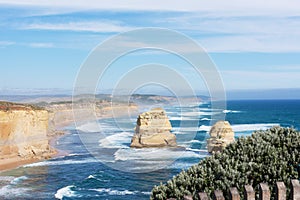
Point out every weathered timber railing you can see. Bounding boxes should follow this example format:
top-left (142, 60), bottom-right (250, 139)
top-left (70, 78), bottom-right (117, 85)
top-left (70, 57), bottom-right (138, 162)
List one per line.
top-left (167, 179), bottom-right (300, 200)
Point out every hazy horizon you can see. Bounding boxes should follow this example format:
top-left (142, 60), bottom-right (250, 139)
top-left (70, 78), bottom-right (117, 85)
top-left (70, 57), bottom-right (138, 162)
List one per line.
top-left (1, 87), bottom-right (300, 100)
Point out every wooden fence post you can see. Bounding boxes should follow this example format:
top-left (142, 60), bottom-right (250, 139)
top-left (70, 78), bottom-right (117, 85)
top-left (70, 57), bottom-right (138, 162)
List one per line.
top-left (183, 195), bottom-right (193, 200)
top-left (276, 182), bottom-right (286, 200)
top-left (244, 185), bottom-right (255, 200)
top-left (198, 192), bottom-right (210, 200)
top-left (291, 179), bottom-right (300, 200)
top-left (213, 190), bottom-right (225, 200)
top-left (168, 180), bottom-right (299, 200)
top-left (260, 183), bottom-right (270, 200)
top-left (229, 187), bottom-right (240, 200)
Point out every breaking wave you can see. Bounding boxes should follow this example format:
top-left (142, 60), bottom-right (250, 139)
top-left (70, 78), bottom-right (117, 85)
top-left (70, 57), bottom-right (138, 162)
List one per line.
top-left (55, 185), bottom-right (78, 199)
top-left (99, 132), bottom-right (133, 149)
top-left (199, 123), bottom-right (280, 132)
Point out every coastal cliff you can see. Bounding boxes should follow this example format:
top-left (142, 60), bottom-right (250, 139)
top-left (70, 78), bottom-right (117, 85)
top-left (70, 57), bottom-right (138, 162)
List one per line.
top-left (46, 101), bottom-right (138, 130)
top-left (131, 108), bottom-right (177, 148)
top-left (0, 102), bottom-right (54, 162)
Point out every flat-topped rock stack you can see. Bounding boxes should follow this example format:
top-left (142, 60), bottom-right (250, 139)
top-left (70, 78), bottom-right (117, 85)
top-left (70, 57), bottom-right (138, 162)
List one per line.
top-left (130, 108), bottom-right (177, 148)
top-left (207, 121), bottom-right (235, 153)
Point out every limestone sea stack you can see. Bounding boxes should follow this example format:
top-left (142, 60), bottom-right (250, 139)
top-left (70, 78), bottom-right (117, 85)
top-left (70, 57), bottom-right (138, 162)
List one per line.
top-left (207, 121), bottom-right (235, 153)
top-left (130, 108), bottom-right (177, 148)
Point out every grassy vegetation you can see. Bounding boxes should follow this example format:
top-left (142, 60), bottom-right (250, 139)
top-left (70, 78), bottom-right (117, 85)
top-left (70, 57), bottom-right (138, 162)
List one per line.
top-left (0, 101), bottom-right (44, 111)
top-left (151, 126), bottom-right (300, 200)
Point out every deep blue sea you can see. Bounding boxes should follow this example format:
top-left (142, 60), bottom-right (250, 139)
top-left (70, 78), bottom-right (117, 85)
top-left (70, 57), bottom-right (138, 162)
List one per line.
top-left (0, 100), bottom-right (300, 200)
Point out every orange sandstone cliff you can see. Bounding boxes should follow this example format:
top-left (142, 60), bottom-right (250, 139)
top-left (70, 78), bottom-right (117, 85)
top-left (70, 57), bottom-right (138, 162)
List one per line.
top-left (0, 102), bottom-right (54, 161)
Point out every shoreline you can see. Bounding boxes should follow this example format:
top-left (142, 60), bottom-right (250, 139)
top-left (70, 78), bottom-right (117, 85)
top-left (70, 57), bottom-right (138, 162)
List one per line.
top-left (0, 106), bottom-right (139, 173)
top-left (0, 157), bottom-right (40, 172)
top-left (0, 132), bottom-right (65, 173)
top-left (0, 129), bottom-right (68, 173)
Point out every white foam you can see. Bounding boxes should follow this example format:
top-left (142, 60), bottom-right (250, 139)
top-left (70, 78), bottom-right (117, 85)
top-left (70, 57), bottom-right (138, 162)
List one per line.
top-left (181, 111), bottom-right (217, 117)
top-left (180, 140), bottom-right (204, 145)
top-left (169, 116), bottom-right (181, 120)
top-left (0, 185), bottom-right (29, 198)
top-left (198, 123), bottom-right (280, 132)
top-left (68, 153), bottom-right (90, 156)
top-left (126, 158), bottom-right (207, 171)
top-left (11, 176), bottom-right (28, 184)
top-left (175, 123), bottom-right (280, 140)
top-left (99, 132), bottom-right (133, 149)
top-left (199, 108), bottom-right (220, 111)
top-left (232, 123), bottom-right (280, 132)
top-left (172, 127), bottom-right (198, 133)
top-left (189, 140), bottom-right (203, 144)
top-left (169, 116), bottom-right (195, 121)
top-left (55, 185), bottom-right (77, 199)
top-left (76, 121), bottom-right (117, 133)
top-left (0, 176), bottom-right (15, 183)
top-left (86, 174), bottom-right (109, 182)
top-left (186, 148), bottom-right (208, 153)
top-left (128, 161), bottom-right (175, 171)
top-left (23, 158), bottom-right (97, 167)
top-left (114, 148), bottom-right (204, 161)
top-left (223, 110), bottom-right (241, 113)
top-left (87, 175), bottom-right (95, 179)
top-left (198, 125), bottom-right (211, 132)
top-left (141, 191), bottom-right (151, 195)
top-left (0, 176), bottom-right (31, 198)
top-left (200, 117), bottom-right (211, 121)
top-left (90, 188), bottom-right (136, 195)
top-left (76, 121), bottom-right (102, 132)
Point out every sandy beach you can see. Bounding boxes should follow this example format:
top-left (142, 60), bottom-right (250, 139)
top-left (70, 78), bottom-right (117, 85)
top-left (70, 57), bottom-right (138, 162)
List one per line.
top-left (0, 157), bottom-right (40, 172)
top-left (0, 133), bottom-right (62, 173)
top-left (0, 103), bottom-right (139, 173)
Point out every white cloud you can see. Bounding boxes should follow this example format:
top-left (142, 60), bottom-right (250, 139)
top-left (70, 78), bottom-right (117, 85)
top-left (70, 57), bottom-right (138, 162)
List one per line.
top-left (0, 0), bottom-right (300, 15)
top-left (0, 41), bottom-right (15, 47)
top-left (28, 42), bottom-right (54, 48)
top-left (199, 35), bottom-right (300, 53)
top-left (152, 12), bottom-right (300, 52)
top-left (20, 21), bottom-right (134, 33)
top-left (2, 0), bottom-right (300, 53)
top-left (167, 15), bottom-right (300, 35)
top-left (0, 41), bottom-right (55, 48)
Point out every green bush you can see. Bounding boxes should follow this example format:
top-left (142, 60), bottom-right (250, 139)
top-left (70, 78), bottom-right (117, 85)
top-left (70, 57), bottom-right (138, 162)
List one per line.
top-left (151, 126), bottom-right (300, 200)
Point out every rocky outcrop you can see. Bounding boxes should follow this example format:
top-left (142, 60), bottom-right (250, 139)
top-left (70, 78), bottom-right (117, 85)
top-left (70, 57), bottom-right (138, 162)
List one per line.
top-left (207, 121), bottom-right (235, 153)
top-left (130, 108), bottom-right (177, 148)
top-left (0, 102), bottom-right (54, 160)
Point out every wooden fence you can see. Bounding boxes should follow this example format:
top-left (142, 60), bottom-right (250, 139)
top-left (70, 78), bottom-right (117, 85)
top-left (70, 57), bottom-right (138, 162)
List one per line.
top-left (167, 179), bottom-right (300, 200)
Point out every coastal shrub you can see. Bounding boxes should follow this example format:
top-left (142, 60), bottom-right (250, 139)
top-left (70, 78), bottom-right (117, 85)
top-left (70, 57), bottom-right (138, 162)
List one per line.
top-left (151, 126), bottom-right (300, 200)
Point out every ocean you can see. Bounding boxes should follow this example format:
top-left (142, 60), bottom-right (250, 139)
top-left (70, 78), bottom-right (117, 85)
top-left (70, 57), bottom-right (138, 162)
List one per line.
top-left (0, 100), bottom-right (299, 200)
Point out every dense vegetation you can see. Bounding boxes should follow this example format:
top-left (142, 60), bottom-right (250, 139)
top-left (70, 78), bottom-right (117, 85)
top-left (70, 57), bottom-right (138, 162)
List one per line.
top-left (151, 126), bottom-right (300, 200)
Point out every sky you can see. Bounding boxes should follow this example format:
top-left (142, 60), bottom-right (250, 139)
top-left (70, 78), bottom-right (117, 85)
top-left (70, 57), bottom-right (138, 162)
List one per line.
top-left (0, 0), bottom-right (300, 98)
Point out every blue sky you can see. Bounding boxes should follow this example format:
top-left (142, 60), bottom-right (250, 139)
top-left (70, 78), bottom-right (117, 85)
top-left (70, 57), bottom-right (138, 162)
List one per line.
top-left (0, 0), bottom-right (299, 98)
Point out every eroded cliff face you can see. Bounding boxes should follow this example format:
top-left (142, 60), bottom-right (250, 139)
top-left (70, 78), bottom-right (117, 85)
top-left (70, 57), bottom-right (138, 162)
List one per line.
top-left (131, 108), bottom-right (177, 148)
top-left (47, 102), bottom-right (138, 131)
top-left (0, 102), bottom-right (53, 160)
top-left (207, 121), bottom-right (235, 153)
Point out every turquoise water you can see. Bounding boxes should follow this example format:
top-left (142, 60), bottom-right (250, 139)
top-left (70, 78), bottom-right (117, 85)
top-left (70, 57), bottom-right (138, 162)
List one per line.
top-left (0, 100), bottom-right (299, 199)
